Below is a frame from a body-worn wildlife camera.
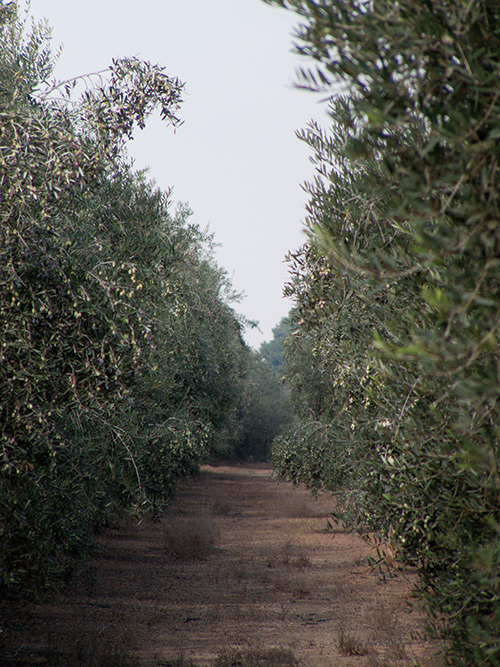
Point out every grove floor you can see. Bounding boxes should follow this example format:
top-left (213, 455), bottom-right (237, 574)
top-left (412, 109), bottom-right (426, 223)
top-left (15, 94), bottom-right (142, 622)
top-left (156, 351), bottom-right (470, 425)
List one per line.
top-left (1, 464), bottom-right (443, 666)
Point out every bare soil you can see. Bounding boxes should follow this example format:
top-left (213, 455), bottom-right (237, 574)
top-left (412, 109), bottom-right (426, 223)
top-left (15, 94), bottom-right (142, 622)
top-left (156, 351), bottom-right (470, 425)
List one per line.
top-left (0, 464), bottom-right (443, 666)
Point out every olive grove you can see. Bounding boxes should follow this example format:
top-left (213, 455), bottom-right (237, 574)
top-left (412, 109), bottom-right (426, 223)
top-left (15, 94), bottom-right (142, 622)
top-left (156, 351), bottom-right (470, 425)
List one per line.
top-left (0, 4), bottom-right (287, 597)
top-left (266, 1), bottom-right (500, 663)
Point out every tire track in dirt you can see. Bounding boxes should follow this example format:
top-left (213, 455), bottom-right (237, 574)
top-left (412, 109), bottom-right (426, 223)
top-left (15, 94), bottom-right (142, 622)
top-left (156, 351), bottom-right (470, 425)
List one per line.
top-left (1, 464), bottom-right (441, 666)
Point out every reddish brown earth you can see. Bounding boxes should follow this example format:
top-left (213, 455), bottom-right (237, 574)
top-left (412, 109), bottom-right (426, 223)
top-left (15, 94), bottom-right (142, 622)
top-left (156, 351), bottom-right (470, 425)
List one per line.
top-left (0, 464), bottom-right (443, 666)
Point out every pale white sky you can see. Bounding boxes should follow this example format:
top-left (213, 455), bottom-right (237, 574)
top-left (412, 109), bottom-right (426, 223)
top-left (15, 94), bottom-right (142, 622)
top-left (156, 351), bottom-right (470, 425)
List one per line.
top-left (32, 1), bottom-right (325, 348)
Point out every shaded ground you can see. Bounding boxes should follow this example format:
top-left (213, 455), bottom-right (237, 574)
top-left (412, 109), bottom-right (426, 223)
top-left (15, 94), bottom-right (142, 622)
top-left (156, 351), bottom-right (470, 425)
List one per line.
top-left (0, 464), bottom-right (443, 666)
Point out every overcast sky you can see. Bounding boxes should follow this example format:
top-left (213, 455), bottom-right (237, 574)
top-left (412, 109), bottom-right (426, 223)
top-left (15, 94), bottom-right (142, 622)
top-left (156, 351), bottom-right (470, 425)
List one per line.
top-left (32, 1), bottom-right (326, 348)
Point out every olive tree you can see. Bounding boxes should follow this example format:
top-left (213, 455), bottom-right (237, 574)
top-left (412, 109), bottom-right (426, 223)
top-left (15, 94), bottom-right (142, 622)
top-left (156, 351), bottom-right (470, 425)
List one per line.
top-left (0, 5), bottom-right (246, 596)
top-left (265, 1), bottom-right (500, 662)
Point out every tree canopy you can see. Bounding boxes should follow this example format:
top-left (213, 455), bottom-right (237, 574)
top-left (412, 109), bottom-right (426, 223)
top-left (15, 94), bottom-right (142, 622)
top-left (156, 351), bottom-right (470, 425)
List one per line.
top-left (260, 314), bottom-right (293, 376)
top-left (0, 5), bottom-right (287, 597)
top-left (266, 1), bottom-right (500, 663)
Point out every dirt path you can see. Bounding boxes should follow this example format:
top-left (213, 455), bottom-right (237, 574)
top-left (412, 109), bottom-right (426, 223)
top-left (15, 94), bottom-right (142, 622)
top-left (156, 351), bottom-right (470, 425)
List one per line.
top-left (1, 464), bottom-right (441, 666)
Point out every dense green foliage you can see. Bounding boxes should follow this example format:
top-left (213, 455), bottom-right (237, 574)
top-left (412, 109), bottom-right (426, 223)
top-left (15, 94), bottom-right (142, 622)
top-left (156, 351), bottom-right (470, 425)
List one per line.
top-left (231, 348), bottom-right (295, 462)
top-left (266, 1), bottom-right (500, 663)
top-left (260, 315), bottom-right (292, 376)
top-left (0, 6), bottom-right (254, 597)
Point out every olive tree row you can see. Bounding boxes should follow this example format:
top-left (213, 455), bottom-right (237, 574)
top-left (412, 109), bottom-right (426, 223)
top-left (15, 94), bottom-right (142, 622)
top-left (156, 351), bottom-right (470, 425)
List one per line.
top-left (0, 6), bottom-right (248, 596)
top-left (267, 1), bottom-right (500, 663)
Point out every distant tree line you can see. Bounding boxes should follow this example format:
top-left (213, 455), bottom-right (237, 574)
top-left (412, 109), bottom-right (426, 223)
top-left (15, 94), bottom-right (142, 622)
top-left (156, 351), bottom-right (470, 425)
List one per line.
top-left (266, 1), bottom-right (500, 664)
top-left (0, 5), bottom-right (292, 597)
